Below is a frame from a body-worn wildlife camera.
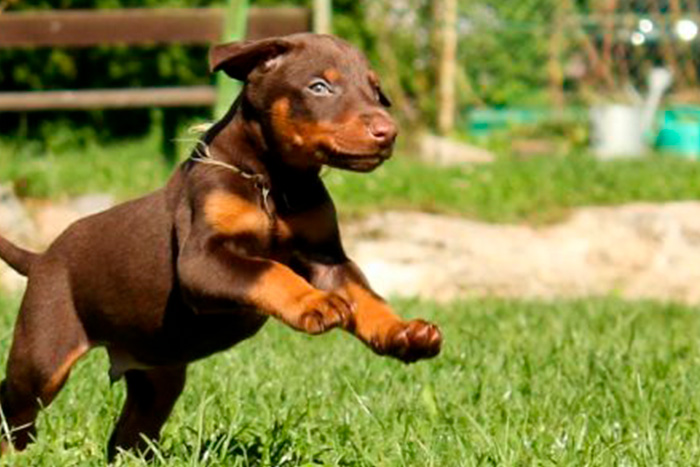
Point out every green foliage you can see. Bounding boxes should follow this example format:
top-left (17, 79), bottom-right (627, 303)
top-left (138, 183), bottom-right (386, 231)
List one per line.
top-left (458, 1), bottom-right (558, 107)
top-left (328, 0), bottom-right (568, 127)
top-left (0, 0), bottom-right (224, 140)
top-left (0, 132), bottom-right (171, 199)
top-left (1, 294), bottom-right (700, 464)
top-left (0, 0), bottom-right (387, 139)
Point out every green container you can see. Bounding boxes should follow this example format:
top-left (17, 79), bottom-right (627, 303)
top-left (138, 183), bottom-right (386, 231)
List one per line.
top-left (656, 107), bottom-right (700, 159)
top-left (466, 108), bottom-right (546, 137)
top-left (465, 108), bottom-right (583, 138)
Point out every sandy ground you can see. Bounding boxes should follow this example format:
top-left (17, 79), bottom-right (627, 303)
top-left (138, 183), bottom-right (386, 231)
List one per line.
top-left (3, 189), bottom-right (700, 304)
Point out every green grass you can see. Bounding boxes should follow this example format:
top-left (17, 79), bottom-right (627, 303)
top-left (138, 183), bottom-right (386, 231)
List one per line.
top-left (0, 294), bottom-right (699, 465)
top-left (0, 135), bottom-right (171, 200)
top-left (3, 134), bottom-right (700, 223)
top-left (325, 152), bottom-right (700, 223)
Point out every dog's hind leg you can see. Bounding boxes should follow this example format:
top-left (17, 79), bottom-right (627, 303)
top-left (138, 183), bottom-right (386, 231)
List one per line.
top-left (0, 271), bottom-right (89, 454)
top-left (107, 365), bottom-right (186, 461)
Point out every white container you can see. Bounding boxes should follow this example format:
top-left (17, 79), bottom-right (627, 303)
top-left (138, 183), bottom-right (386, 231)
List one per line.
top-left (590, 104), bottom-right (646, 159)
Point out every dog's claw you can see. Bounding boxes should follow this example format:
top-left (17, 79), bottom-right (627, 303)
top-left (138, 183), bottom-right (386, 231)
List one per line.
top-left (383, 319), bottom-right (442, 363)
top-left (297, 291), bottom-right (352, 334)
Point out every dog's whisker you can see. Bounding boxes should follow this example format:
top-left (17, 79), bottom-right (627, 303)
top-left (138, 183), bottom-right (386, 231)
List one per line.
top-left (187, 122), bottom-right (214, 134)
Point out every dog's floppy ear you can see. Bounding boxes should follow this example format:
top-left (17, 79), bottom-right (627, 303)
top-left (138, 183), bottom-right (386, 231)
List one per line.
top-left (209, 37), bottom-right (293, 81)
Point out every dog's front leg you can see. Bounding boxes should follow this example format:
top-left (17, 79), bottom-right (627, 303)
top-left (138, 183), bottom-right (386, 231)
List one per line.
top-left (177, 240), bottom-right (352, 334)
top-left (307, 260), bottom-right (442, 363)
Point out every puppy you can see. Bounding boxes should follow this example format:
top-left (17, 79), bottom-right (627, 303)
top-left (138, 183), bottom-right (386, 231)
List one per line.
top-left (0, 33), bottom-right (442, 459)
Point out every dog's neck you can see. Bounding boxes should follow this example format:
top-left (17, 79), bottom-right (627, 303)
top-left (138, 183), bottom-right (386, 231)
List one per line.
top-left (202, 96), bottom-right (321, 184)
top-left (201, 97), bottom-right (267, 178)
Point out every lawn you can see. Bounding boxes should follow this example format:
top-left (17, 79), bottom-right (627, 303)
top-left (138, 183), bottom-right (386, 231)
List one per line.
top-left (2, 134), bottom-right (700, 224)
top-left (0, 293), bottom-right (698, 465)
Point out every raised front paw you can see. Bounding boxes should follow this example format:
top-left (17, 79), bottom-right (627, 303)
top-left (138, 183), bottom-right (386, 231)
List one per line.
top-left (296, 291), bottom-right (353, 335)
top-left (382, 320), bottom-right (442, 363)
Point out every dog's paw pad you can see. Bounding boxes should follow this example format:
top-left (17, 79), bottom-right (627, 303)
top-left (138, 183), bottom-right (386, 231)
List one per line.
top-left (384, 320), bottom-right (442, 363)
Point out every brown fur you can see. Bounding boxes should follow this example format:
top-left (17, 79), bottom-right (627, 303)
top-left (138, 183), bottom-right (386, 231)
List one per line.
top-left (0, 33), bottom-right (441, 460)
top-left (323, 68), bottom-right (341, 82)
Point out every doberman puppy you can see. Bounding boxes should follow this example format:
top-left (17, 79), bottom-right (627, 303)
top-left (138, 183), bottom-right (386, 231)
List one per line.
top-left (0, 33), bottom-right (442, 460)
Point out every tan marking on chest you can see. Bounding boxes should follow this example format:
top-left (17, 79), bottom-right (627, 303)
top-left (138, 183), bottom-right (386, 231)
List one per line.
top-left (204, 190), bottom-right (270, 236)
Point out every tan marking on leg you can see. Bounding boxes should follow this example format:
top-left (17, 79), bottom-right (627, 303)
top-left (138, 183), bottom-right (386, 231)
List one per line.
top-left (204, 191), bottom-right (270, 236)
top-left (337, 282), bottom-right (442, 361)
top-left (41, 342), bottom-right (89, 401)
top-left (248, 263), bottom-right (317, 316)
top-left (339, 282), bottom-right (402, 347)
top-left (245, 262), bottom-right (349, 333)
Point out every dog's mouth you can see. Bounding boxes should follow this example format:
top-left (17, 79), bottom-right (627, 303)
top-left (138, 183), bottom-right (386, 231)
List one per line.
top-left (320, 147), bottom-right (393, 172)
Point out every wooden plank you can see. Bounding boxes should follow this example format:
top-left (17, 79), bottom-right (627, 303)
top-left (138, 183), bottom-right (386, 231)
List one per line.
top-left (0, 9), bottom-right (225, 48)
top-left (246, 7), bottom-right (311, 40)
top-left (0, 86), bottom-right (217, 110)
top-left (0, 7), bottom-right (312, 49)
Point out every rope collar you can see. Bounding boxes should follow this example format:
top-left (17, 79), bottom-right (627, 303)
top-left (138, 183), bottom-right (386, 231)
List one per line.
top-left (191, 141), bottom-right (273, 218)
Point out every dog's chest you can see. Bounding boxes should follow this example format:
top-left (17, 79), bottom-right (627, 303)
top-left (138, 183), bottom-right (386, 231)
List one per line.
top-left (271, 188), bottom-right (336, 247)
top-left (202, 182), bottom-right (335, 258)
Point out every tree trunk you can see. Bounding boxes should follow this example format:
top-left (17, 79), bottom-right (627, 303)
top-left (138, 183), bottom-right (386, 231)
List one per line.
top-left (437, 0), bottom-right (457, 135)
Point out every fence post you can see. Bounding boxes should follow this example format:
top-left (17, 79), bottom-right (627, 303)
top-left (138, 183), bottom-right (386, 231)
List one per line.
top-left (437, 0), bottom-right (457, 135)
top-left (214, 0), bottom-right (249, 119)
top-left (313, 0), bottom-right (332, 34)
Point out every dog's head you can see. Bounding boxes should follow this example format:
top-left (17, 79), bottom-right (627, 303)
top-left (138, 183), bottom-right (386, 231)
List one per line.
top-left (210, 33), bottom-right (397, 172)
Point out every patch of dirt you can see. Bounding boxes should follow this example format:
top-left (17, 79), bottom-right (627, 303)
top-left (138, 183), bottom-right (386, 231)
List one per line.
top-left (3, 186), bottom-right (700, 305)
top-left (343, 204), bottom-right (700, 304)
top-left (0, 190), bottom-right (114, 293)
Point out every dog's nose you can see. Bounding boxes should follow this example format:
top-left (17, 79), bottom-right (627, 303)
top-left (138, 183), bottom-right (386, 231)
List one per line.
top-left (368, 116), bottom-right (398, 147)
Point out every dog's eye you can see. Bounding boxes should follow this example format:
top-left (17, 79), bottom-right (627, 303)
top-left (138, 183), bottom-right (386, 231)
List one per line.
top-left (308, 80), bottom-right (333, 96)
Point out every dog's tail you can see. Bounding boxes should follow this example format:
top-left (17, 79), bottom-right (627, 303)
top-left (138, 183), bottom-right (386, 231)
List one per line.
top-left (0, 235), bottom-right (37, 276)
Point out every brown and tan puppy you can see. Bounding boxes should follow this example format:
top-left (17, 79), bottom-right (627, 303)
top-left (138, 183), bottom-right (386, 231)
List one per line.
top-left (0, 33), bottom-right (442, 460)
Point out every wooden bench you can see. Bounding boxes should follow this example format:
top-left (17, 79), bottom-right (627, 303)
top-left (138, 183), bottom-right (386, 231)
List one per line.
top-left (0, 6), bottom-right (310, 159)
